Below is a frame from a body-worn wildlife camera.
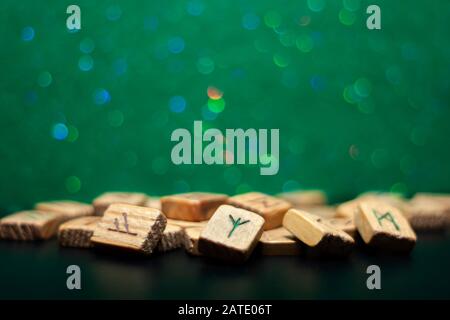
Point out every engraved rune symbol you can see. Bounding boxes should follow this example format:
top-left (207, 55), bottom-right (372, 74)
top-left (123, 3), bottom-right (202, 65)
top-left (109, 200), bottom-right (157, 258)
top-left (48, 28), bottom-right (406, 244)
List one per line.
top-left (109, 212), bottom-right (137, 236)
top-left (372, 209), bottom-right (400, 231)
top-left (122, 212), bottom-right (130, 233)
top-left (249, 196), bottom-right (281, 208)
top-left (228, 215), bottom-right (250, 238)
top-left (249, 197), bottom-right (272, 208)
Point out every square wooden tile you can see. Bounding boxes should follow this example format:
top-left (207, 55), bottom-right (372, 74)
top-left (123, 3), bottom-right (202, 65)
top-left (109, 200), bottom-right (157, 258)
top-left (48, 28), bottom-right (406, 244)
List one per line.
top-left (258, 227), bottom-right (302, 256)
top-left (0, 210), bottom-right (65, 240)
top-left (227, 192), bottom-right (291, 230)
top-left (35, 200), bottom-right (94, 220)
top-left (91, 203), bottom-right (166, 254)
top-left (198, 204), bottom-right (265, 262)
top-left (161, 192), bottom-right (228, 221)
top-left (355, 201), bottom-right (416, 252)
top-left (58, 216), bottom-right (100, 248)
top-left (282, 209), bottom-right (354, 256)
top-left (93, 192), bottom-right (148, 216)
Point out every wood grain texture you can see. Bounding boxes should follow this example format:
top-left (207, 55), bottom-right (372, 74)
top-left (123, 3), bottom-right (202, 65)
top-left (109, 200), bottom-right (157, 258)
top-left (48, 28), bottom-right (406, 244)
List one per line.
top-left (0, 211), bottom-right (66, 240)
top-left (277, 190), bottom-right (327, 207)
top-left (183, 227), bottom-right (203, 256)
top-left (157, 225), bottom-right (184, 252)
top-left (93, 192), bottom-right (148, 216)
top-left (198, 204), bottom-right (264, 262)
top-left (161, 192), bottom-right (228, 221)
top-left (227, 192), bottom-right (291, 230)
top-left (404, 194), bottom-right (450, 231)
top-left (258, 227), bottom-right (302, 256)
top-left (282, 209), bottom-right (354, 256)
top-left (91, 204), bottom-right (166, 254)
top-left (35, 200), bottom-right (94, 220)
top-left (58, 216), bottom-right (100, 248)
top-left (355, 201), bottom-right (416, 252)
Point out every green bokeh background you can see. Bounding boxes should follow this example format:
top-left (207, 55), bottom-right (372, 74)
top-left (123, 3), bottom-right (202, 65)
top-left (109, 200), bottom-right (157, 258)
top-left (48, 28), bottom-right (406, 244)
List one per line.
top-left (1, 0), bottom-right (449, 214)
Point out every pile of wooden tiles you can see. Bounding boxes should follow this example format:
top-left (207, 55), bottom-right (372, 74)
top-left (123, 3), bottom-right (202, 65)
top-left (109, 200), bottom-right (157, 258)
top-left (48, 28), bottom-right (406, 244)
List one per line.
top-left (1, 190), bottom-right (449, 263)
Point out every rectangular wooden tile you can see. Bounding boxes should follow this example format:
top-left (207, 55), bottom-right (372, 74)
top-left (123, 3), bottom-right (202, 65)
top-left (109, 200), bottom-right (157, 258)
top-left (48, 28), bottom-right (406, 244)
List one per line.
top-left (90, 204), bottom-right (166, 254)
top-left (198, 204), bottom-right (265, 262)
top-left (258, 227), bottom-right (302, 256)
top-left (282, 209), bottom-right (354, 256)
top-left (35, 200), bottom-right (94, 220)
top-left (93, 192), bottom-right (148, 216)
top-left (161, 192), bottom-right (228, 221)
top-left (183, 227), bottom-right (203, 256)
top-left (404, 195), bottom-right (450, 231)
top-left (58, 216), bottom-right (100, 248)
top-left (157, 225), bottom-right (184, 252)
top-left (167, 218), bottom-right (208, 229)
top-left (0, 211), bottom-right (65, 240)
top-left (355, 201), bottom-right (416, 252)
top-left (277, 190), bottom-right (327, 207)
top-left (227, 192), bottom-right (291, 230)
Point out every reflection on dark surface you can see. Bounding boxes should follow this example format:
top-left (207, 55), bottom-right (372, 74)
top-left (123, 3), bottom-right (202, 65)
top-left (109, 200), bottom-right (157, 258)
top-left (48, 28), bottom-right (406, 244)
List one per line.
top-left (0, 232), bottom-right (449, 299)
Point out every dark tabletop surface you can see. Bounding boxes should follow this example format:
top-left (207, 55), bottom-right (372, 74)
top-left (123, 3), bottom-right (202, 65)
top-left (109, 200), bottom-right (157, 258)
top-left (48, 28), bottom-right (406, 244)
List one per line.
top-left (1, 231), bottom-right (449, 300)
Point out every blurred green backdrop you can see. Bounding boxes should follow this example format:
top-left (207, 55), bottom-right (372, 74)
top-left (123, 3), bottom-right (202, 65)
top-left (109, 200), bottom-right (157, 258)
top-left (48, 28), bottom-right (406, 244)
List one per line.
top-left (1, 0), bottom-right (449, 214)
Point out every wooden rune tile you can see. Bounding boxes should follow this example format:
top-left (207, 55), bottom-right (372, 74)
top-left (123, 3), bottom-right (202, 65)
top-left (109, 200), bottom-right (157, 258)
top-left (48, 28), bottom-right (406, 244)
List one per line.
top-left (58, 216), bottom-right (100, 248)
top-left (0, 210), bottom-right (66, 240)
top-left (282, 209), bottom-right (354, 256)
top-left (161, 192), bottom-right (228, 221)
top-left (198, 205), bottom-right (265, 262)
top-left (355, 201), bottom-right (416, 252)
top-left (90, 204), bottom-right (166, 254)
top-left (227, 192), bottom-right (291, 230)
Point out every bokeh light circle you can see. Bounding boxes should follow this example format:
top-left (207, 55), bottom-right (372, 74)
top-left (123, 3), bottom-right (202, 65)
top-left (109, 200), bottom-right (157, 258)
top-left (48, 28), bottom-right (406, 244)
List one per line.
top-left (78, 55), bottom-right (94, 71)
top-left (21, 26), bottom-right (35, 41)
top-left (169, 96), bottom-right (187, 113)
top-left (52, 123), bottom-right (69, 141)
